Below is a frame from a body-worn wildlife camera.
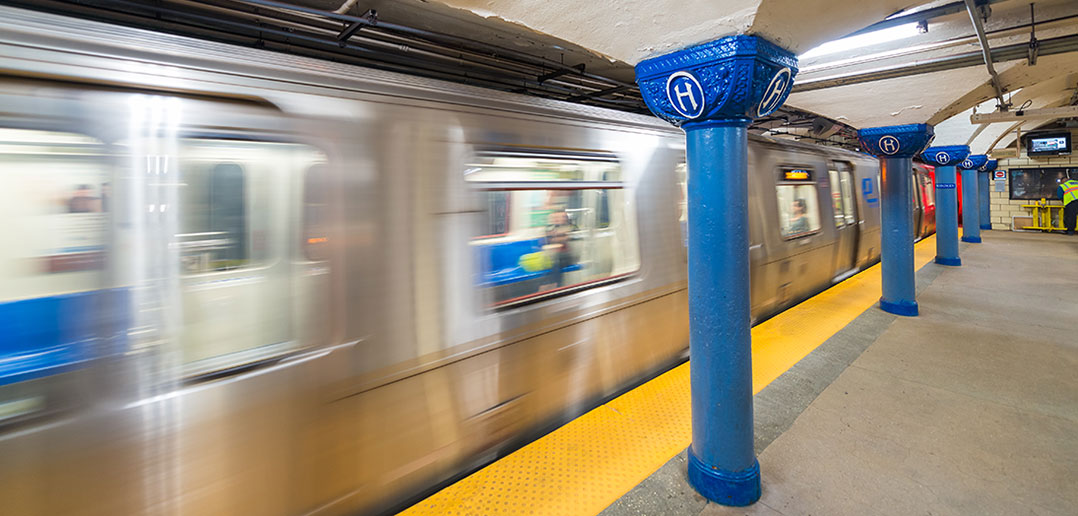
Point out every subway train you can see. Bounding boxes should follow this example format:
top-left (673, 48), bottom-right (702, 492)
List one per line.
top-left (0, 6), bottom-right (936, 516)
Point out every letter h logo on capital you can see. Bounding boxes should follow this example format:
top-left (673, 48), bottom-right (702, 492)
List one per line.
top-left (666, 71), bottom-right (705, 119)
top-left (879, 135), bottom-right (901, 155)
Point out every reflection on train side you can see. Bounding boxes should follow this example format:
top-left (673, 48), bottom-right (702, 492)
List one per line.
top-left (466, 151), bottom-right (640, 306)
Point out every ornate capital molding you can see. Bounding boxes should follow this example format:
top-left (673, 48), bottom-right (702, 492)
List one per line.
top-left (858, 124), bottom-right (935, 159)
top-left (634, 35), bottom-right (798, 127)
top-left (978, 159), bottom-right (998, 173)
top-left (920, 145), bottom-right (970, 167)
top-left (960, 154), bottom-right (989, 170)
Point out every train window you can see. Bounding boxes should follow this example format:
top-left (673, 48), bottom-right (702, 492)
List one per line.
top-left (0, 128), bottom-right (109, 302)
top-left (828, 169), bottom-right (845, 227)
top-left (839, 171), bottom-right (856, 225)
top-left (776, 168), bottom-right (822, 239)
top-left (466, 152), bottom-right (640, 306)
top-left (480, 191), bottom-right (512, 237)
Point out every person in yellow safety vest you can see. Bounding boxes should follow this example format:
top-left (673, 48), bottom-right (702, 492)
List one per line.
top-left (1060, 176), bottom-right (1078, 235)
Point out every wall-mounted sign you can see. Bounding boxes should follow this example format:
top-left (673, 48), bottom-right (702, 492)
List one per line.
top-left (936, 182), bottom-right (957, 189)
top-left (993, 170), bottom-right (1007, 180)
top-left (782, 168), bottom-right (813, 181)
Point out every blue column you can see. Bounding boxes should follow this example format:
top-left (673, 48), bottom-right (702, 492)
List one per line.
top-left (858, 125), bottom-right (935, 317)
top-left (635, 36), bottom-right (797, 507)
top-left (960, 154), bottom-right (988, 243)
top-left (921, 146), bottom-right (969, 266)
top-left (978, 159), bottom-right (998, 230)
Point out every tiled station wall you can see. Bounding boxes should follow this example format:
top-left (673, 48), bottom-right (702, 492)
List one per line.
top-left (989, 128), bottom-right (1077, 230)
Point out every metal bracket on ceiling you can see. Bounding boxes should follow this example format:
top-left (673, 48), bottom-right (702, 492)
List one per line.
top-left (337, 8), bottom-right (377, 46)
top-left (1028, 3), bottom-right (1040, 66)
top-left (964, 0), bottom-right (1010, 111)
top-left (537, 63), bottom-right (585, 84)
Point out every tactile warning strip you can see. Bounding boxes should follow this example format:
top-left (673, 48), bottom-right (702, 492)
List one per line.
top-left (400, 236), bottom-right (938, 516)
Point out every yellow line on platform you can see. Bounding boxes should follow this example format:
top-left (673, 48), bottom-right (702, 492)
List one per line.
top-left (400, 236), bottom-right (937, 516)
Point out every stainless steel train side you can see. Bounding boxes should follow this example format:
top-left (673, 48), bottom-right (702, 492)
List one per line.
top-left (0, 7), bottom-right (929, 516)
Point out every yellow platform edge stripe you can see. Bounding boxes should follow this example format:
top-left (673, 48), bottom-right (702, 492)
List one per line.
top-left (400, 235), bottom-right (937, 516)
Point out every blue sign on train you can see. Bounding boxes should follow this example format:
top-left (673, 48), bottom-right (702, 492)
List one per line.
top-left (862, 178), bottom-right (879, 204)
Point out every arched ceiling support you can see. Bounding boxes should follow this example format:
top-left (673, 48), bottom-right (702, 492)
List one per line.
top-left (928, 54), bottom-right (1078, 125)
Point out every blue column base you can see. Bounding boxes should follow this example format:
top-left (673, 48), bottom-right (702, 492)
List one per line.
top-left (880, 298), bottom-right (919, 317)
top-left (687, 450), bottom-right (761, 507)
top-left (934, 256), bottom-right (962, 266)
top-left (980, 224), bottom-right (992, 230)
top-left (961, 236), bottom-right (982, 243)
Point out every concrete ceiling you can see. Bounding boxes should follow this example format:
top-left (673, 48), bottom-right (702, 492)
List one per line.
top-left (788, 0), bottom-right (1078, 149)
top-left (395, 0), bottom-right (924, 64)
top-left (358, 0), bottom-right (1076, 151)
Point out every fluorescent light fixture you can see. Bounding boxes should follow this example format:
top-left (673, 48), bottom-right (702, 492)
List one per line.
top-left (800, 23), bottom-right (921, 59)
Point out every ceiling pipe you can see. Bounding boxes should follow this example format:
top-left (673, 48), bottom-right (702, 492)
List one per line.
top-left (963, 0), bottom-right (1010, 111)
top-left (228, 0), bottom-right (641, 91)
top-left (845, 0), bottom-right (1008, 38)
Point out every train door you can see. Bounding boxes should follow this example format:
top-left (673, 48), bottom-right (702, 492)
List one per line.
top-left (770, 163), bottom-right (830, 307)
top-left (911, 168), bottom-right (925, 240)
top-left (175, 137), bottom-right (326, 374)
top-left (918, 167), bottom-right (937, 236)
top-left (828, 162), bottom-right (858, 281)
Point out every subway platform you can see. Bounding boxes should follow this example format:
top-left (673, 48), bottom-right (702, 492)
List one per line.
top-left (401, 231), bottom-right (1078, 516)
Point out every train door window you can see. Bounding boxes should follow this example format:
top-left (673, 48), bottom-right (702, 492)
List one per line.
top-left (921, 174), bottom-right (935, 207)
top-left (839, 170), bottom-right (856, 224)
top-left (828, 169), bottom-right (845, 227)
top-left (776, 167), bottom-right (822, 239)
top-left (179, 161), bottom-right (253, 273)
top-left (303, 164), bottom-right (330, 261)
top-left (676, 161), bottom-right (687, 246)
top-left (466, 151), bottom-right (640, 306)
top-left (597, 170), bottom-right (613, 228)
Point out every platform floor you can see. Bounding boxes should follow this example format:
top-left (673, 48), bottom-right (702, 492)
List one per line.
top-left (607, 231), bottom-right (1078, 516)
top-left (401, 231), bottom-right (1078, 516)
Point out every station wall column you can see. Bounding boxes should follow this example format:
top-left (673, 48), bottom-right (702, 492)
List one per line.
top-left (921, 146), bottom-right (969, 266)
top-left (978, 159), bottom-right (998, 230)
top-left (960, 154), bottom-right (988, 243)
top-left (858, 125), bottom-right (935, 316)
top-left (635, 36), bottom-right (797, 507)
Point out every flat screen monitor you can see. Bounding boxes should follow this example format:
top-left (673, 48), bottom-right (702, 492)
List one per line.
top-left (1026, 132), bottom-right (1071, 156)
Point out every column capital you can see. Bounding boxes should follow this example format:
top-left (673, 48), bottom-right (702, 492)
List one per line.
top-left (960, 154), bottom-right (989, 170)
top-left (857, 124), bottom-right (935, 159)
top-left (634, 35), bottom-right (798, 128)
top-left (978, 159), bottom-right (998, 173)
top-left (920, 145), bottom-right (970, 166)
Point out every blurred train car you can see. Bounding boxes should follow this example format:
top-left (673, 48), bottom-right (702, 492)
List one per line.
top-left (0, 6), bottom-right (933, 515)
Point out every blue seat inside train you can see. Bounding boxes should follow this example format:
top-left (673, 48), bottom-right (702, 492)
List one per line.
top-left (476, 238), bottom-right (581, 287)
